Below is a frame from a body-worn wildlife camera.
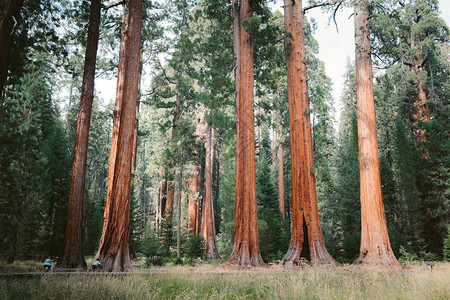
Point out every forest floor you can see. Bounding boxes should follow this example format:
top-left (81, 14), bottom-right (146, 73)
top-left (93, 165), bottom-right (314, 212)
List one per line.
top-left (1, 260), bottom-right (449, 299)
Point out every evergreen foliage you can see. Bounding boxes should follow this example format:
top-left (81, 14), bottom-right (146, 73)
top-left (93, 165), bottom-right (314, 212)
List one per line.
top-left (256, 131), bottom-right (288, 262)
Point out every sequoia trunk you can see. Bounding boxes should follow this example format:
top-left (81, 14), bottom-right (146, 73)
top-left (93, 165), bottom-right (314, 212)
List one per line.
top-left (95, 0), bottom-right (142, 272)
top-left (188, 164), bottom-right (200, 235)
top-left (281, 0), bottom-right (336, 266)
top-left (225, 0), bottom-right (264, 267)
top-left (353, 0), bottom-right (399, 267)
top-left (59, 0), bottom-right (101, 269)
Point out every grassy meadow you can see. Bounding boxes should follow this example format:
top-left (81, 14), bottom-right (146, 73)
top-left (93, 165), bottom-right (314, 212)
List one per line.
top-left (1, 261), bottom-right (449, 299)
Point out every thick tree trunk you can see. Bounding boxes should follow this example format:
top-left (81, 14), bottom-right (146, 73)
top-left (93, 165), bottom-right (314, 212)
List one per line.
top-left (188, 164), bottom-right (201, 235)
top-left (281, 0), bottom-right (336, 266)
top-left (59, 0), bottom-right (101, 269)
top-left (225, 0), bottom-right (264, 267)
top-left (353, 0), bottom-right (399, 267)
top-left (0, 0), bottom-right (24, 95)
top-left (96, 0), bottom-right (142, 272)
top-left (188, 109), bottom-right (205, 235)
top-left (202, 123), bottom-right (220, 260)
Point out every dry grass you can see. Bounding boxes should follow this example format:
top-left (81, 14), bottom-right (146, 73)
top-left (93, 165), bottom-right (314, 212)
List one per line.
top-left (1, 262), bottom-right (449, 299)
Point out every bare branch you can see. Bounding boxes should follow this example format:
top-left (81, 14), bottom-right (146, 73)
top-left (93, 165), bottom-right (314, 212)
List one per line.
top-left (303, 0), bottom-right (343, 14)
top-left (333, 1), bottom-right (343, 33)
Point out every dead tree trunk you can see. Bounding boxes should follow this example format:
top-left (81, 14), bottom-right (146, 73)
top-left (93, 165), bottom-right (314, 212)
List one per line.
top-left (281, 0), bottom-right (336, 266)
top-left (0, 0), bottom-right (24, 95)
top-left (202, 123), bottom-right (220, 260)
top-left (225, 0), bottom-right (264, 267)
top-left (59, 0), bottom-right (101, 269)
top-left (353, 0), bottom-right (399, 267)
top-left (95, 0), bottom-right (142, 272)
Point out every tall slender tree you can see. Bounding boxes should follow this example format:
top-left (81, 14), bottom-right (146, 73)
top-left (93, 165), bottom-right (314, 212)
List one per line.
top-left (225, 0), bottom-right (264, 267)
top-left (281, 0), bottom-right (336, 266)
top-left (353, 0), bottom-right (399, 266)
top-left (276, 110), bottom-right (285, 219)
top-left (95, 0), bottom-right (142, 271)
top-left (202, 123), bottom-right (220, 260)
top-left (59, 0), bottom-right (102, 269)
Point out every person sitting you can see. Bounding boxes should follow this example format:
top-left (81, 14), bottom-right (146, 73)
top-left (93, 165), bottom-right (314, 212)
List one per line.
top-left (92, 258), bottom-right (102, 271)
top-left (43, 257), bottom-right (53, 272)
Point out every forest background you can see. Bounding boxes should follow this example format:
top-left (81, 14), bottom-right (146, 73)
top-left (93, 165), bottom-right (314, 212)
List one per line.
top-left (0, 0), bottom-right (449, 268)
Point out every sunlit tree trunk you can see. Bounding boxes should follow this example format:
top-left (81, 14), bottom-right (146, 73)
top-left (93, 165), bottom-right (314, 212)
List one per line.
top-left (353, 0), bottom-right (399, 267)
top-left (281, 0), bottom-right (336, 266)
top-left (225, 0), bottom-right (264, 267)
top-left (202, 123), bottom-right (220, 260)
top-left (0, 0), bottom-right (24, 95)
top-left (95, 0), bottom-right (142, 272)
top-left (59, 0), bottom-right (101, 269)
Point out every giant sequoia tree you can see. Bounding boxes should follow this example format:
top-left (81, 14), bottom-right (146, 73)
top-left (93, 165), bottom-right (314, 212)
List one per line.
top-left (353, 0), bottom-right (399, 266)
top-left (59, 0), bottom-right (101, 269)
top-left (225, 0), bottom-right (264, 267)
top-left (281, 0), bottom-right (336, 266)
top-left (95, 0), bottom-right (142, 272)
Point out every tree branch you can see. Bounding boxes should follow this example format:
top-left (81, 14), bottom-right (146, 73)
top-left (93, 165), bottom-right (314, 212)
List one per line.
top-left (303, 0), bottom-right (343, 14)
top-left (103, 1), bottom-right (124, 10)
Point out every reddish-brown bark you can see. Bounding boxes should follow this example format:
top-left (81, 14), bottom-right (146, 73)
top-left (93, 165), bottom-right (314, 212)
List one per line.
top-left (59, 0), bottom-right (101, 269)
top-left (202, 124), bottom-right (220, 260)
top-left (96, 0), bottom-right (142, 272)
top-left (225, 0), bottom-right (264, 267)
top-left (188, 109), bottom-right (206, 235)
top-left (353, 0), bottom-right (399, 267)
top-left (0, 0), bottom-right (24, 94)
top-left (188, 164), bottom-right (200, 235)
top-left (410, 39), bottom-right (430, 157)
top-left (281, 0), bottom-right (336, 266)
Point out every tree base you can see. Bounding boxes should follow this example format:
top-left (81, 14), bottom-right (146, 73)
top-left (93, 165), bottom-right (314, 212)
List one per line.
top-left (57, 255), bottom-right (87, 269)
top-left (224, 248), bottom-right (265, 267)
top-left (280, 244), bottom-right (338, 266)
top-left (353, 252), bottom-right (401, 267)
